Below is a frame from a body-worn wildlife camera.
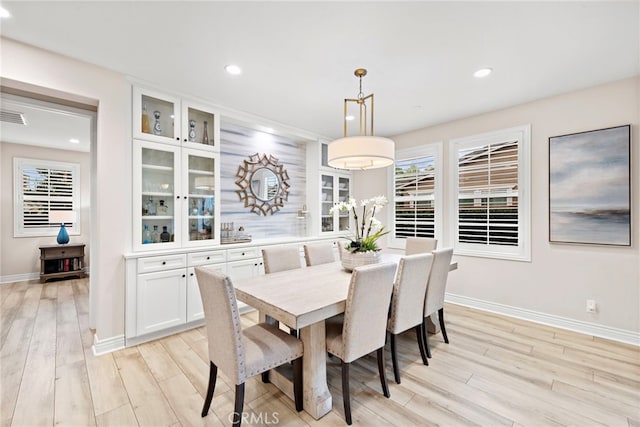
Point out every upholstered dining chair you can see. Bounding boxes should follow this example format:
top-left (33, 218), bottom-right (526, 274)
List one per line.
top-left (303, 243), bottom-right (335, 266)
top-left (387, 253), bottom-right (434, 382)
top-left (421, 247), bottom-right (454, 361)
top-left (262, 246), bottom-right (302, 337)
top-left (262, 246), bottom-right (302, 273)
top-left (194, 267), bottom-right (304, 427)
top-left (405, 237), bottom-right (438, 255)
top-left (325, 262), bottom-right (396, 425)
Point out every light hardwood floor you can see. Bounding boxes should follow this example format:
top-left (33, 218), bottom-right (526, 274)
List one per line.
top-left (1, 278), bottom-right (638, 426)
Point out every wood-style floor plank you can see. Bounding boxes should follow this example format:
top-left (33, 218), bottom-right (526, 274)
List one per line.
top-left (1, 277), bottom-right (638, 427)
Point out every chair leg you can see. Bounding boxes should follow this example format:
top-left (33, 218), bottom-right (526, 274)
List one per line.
top-left (422, 318), bottom-right (432, 362)
top-left (390, 333), bottom-right (401, 384)
top-left (415, 325), bottom-right (428, 366)
top-left (232, 383), bottom-right (245, 427)
top-left (341, 361), bottom-right (352, 425)
top-left (201, 362), bottom-right (217, 417)
top-left (261, 371), bottom-right (270, 383)
top-left (438, 307), bottom-right (449, 344)
top-left (377, 347), bottom-right (391, 398)
top-left (292, 357), bottom-right (303, 412)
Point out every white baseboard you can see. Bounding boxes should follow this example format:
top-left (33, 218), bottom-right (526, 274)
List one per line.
top-left (93, 333), bottom-right (125, 356)
top-left (1, 268), bottom-right (90, 285)
top-left (0, 272), bottom-right (39, 284)
top-left (445, 293), bottom-right (640, 347)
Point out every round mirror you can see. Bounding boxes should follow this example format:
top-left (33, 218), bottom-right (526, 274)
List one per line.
top-left (250, 168), bottom-right (280, 202)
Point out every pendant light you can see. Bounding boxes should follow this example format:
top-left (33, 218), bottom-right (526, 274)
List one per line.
top-left (327, 68), bottom-right (395, 170)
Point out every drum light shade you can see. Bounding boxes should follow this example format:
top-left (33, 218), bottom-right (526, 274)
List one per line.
top-left (327, 68), bottom-right (394, 170)
top-left (327, 136), bottom-right (395, 169)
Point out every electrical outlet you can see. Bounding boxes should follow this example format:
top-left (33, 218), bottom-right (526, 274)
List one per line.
top-left (586, 299), bottom-right (597, 313)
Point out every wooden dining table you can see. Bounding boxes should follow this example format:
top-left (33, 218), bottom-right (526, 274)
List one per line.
top-left (233, 253), bottom-right (457, 419)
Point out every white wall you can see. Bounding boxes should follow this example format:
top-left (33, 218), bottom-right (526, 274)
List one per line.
top-left (1, 38), bottom-right (131, 342)
top-left (0, 143), bottom-right (91, 280)
top-left (355, 77), bottom-right (639, 340)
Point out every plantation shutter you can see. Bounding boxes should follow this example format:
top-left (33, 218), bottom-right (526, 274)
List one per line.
top-left (394, 155), bottom-right (436, 239)
top-left (457, 140), bottom-right (519, 246)
top-left (14, 158), bottom-right (79, 236)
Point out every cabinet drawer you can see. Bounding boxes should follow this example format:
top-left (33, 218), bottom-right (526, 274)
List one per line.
top-left (137, 254), bottom-right (186, 274)
top-left (226, 247), bottom-right (260, 261)
top-left (41, 245), bottom-right (84, 259)
top-left (188, 250), bottom-right (226, 266)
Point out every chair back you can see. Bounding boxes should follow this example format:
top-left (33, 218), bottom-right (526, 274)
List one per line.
top-left (194, 267), bottom-right (245, 384)
top-left (424, 248), bottom-right (454, 316)
top-left (262, 246), bottom-right (302, 274)
top-left (341, 262), bottom-right (396, 363)
top-left (388, 253), bottom-right (434, 334)
top-left (304, 243), bottom-right (335, 266)
top-left (405, 237), bottom-right (438, 255)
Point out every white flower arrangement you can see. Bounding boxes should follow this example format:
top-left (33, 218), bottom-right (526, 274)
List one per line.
top-left (330, 195), bottom-right (389, 252)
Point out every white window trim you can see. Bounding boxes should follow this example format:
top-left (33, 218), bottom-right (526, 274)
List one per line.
top-left (387, 142), bottom-right (443, 250)
top-left (14, 157), bottom-right (81, 238)
top-left (449, 125), bottom-right (531, 261)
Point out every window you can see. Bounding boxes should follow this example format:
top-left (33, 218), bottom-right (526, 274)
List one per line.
top-left (450, 125), bottom-right (530, 261)
top-left (389, 144), bottom-right (443, 249)
top-left (14, 158), bottom-right (80, 237)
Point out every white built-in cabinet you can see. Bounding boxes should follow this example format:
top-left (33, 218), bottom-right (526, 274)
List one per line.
top-left (320, 172), bottom-right (351, 234)
top-left (132, 87), bottom-right (221, 252)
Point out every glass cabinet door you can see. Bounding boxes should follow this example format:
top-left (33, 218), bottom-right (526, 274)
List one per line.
top-left (133, 87), bottom-right (180, 144)
top-left (321, 174), bottom-right (335, 232)
top-left (337, 176), bottom-right (350, 231)
top-left (182, 148), bottom-right (219, 246)
top-left (181, 101), bottom-right (219, 152)
top-left (137, 142), bottom-right (180, 250)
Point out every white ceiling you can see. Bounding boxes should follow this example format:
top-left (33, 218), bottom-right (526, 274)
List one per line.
top-left (0, 94), bottom-right (93, 152)
top-left (1, 1), bottom-right (638, 140)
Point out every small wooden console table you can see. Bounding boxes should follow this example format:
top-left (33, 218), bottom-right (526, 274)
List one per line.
top-left (39, 244), bottom-right (86, 283)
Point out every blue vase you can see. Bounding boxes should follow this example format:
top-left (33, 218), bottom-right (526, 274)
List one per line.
top-left (57, 224), bottom-right (70, 244)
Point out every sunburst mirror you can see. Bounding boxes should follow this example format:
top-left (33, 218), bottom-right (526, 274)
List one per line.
top-left (235, 153), bottom-right (290, 216)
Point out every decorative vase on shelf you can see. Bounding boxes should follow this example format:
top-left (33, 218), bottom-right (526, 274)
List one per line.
top-left (340, 249), bottom-right (381, 271)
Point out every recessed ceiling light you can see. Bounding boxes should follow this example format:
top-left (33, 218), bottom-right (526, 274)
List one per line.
top-left (0, 7), bottom-right (10, 18)
top-left (69, 138), bottom-right (80, 144)
top-left (474, 67), bottom-right (493, 78)
top-left (225, 64), bottom-right (242, 75)
top-left (345, 115), bottom-right (355, 121)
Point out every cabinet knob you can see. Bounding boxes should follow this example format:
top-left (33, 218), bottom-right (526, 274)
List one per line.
top-left (183, 196), bottom-right (187, 200)
top-left (242, 252), bottom-right (245, 256)
top-left (176, 195), bottom-right (180, 199)
top-left (206, 256), bottom-right (210, 260)
top-left (182, 274), bottom-right (186, 278)
top-left (61, 251), bottom-right (65, 254)
top-left (162, 261), bottom-right (166, 265)
top-left (183, 138), bottom-right (187, 142)
top-left (176, 137), bottom-right (180, 141)
top-left (190, 272), bottom-right (194, 276)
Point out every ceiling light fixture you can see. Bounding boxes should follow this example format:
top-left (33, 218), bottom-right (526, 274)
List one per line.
top-left (327, 68), bottom-right (394, 170)
top-left (474, 67), bottom-right (493, 78)
top-left (0, 7), bottom-right (10, 18)
top-left (69, 138), bottom-right (80, 144)
top-left (224, 64), bottom-right (242, 75)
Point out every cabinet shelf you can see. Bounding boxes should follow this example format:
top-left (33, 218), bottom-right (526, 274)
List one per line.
top-left (188, 169), bottom-right (214, 175)
top-left (142, 215), bottom-right (173, 220)
top-left (188, 215), bottom-right (214, 219)
top-left (142, 191), bottom-right (173, 197)
top-left (142, 164), bottom-right (174, 172)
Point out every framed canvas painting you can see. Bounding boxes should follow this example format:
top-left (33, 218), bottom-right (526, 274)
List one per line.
top-left (549, 125), bottom-right (631, 246)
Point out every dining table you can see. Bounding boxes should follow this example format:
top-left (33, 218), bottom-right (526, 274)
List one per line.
top-left (232, 253), bottom-right (457, 419)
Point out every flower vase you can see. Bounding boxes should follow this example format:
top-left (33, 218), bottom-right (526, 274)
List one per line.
top-left (340, 250), bottom-right (381, 271)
